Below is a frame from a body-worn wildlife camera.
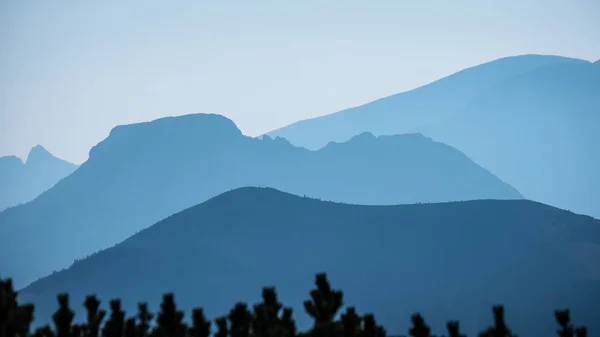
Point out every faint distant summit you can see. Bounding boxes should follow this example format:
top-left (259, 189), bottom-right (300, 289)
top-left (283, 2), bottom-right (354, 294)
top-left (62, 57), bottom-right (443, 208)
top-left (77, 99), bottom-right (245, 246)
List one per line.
top-left (27, 145), bottom-right (66, 165)
top-left (0, 145), bottom-right (77, 211)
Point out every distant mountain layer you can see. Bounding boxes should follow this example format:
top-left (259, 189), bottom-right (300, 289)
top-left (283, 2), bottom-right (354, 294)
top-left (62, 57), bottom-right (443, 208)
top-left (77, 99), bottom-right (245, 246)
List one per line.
top-left (20, 187), bottom-right (600, 337)
top-left (0, 113), bottom-right (520, 288)
top-left (267, 54), bottom-right (600, 219)
top-left (0, 145), bottom-right (78, 211)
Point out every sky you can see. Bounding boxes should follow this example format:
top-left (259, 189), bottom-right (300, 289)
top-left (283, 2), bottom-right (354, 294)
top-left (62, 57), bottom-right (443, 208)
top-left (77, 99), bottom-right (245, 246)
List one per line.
top-left (1, 0), bottom-right (599, 164)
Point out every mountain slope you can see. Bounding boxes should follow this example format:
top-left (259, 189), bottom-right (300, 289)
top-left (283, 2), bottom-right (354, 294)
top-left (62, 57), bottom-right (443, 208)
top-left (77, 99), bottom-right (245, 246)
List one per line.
top-left (267, 55), bottom-right (587, 149)
top-left (267, 55), bottom-right (600, 218)
top-left (0, 113), bottom-right (521, 288)
top-left (0, 145), bottom-right (78, 211)
top-left (419, 60), bottom-right (600, 218)
top-left (19, 187), bottom-right (600, 337)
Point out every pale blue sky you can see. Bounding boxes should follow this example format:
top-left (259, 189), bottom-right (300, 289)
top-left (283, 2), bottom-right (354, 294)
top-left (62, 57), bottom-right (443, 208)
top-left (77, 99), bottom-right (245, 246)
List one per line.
top-left (1, 0), bottom-right (599, 163)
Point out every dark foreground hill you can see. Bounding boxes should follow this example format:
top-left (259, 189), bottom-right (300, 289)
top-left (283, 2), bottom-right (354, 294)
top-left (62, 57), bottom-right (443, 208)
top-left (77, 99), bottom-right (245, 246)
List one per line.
top-left (267, 55), bottom-right (600, 219)
top-left (0, 114), bottom-right (521, 288)
top-left (19, 187), bottom-right (600, 336)
top-left (0, 145), bottom-right (77, 211)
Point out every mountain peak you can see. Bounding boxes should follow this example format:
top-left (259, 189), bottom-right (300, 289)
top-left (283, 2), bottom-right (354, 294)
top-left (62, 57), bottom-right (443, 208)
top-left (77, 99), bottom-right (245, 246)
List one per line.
top-left (0, 155), bottom-right (24, 168)
top-left (26, 145), bottom-right (55, 165)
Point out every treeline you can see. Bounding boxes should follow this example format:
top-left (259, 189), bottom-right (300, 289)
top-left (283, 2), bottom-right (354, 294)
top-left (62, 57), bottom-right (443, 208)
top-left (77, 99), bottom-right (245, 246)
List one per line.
top-left (0, 273), bottom-right (588, 337)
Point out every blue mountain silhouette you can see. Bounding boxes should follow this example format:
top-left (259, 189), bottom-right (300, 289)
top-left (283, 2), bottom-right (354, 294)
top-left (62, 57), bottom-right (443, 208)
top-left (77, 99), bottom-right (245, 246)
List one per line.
top-left (420, 60), bottom-right (600, 220)
top-left (0, 113), bottom-right (520, 288)
top-left (19, 187), bottom-right (600, 337)
top-left (267, 54), bottom-right (600, 218)
top-left (0, 145), bottom-right (77, 211)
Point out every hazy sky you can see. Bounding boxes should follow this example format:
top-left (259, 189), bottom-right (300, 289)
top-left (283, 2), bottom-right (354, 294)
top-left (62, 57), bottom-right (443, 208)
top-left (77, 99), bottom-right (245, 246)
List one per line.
top-left (1, 0), bottom-right (599, 164)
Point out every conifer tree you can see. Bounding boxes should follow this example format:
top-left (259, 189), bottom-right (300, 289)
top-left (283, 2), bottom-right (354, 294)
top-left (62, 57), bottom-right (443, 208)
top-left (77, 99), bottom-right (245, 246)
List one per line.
top-left (303, 273), bottom-right (343, 337)
top-left (52, 294), bottom-right (74, 337)
top-left (555, 309), bottom-right (588, 337)
top-left (446, 321), bottom-right (465, 337)
top-left (189, 308), bottom-right (211, 337)
top-left (214, 317), bottom-right (228, 337)
top-left (341, 307), bottom-right (361, 337)
top-left (228, 303), bottom-right (252, 337)
top-left (156, 294), bottom-right (185, 337)
top-left (83, 295), bottom-right (106, 337)
top-left (1, 279), bottom-right (35, 337)
top-left (136, 303), bottom-right (153, 337)
top-left (280, 308), bottom-right (297, 337)
top-left (556, 310), bottom-right (575, 337)
top-left (478, 305), bottom-right (516, 337)
top-left (408, 314), bottom-right (432, 337)
top-left (102, 299), bottom-right (125, 337)
top-left (252, 287), bottom-right (281, 337)
top-left (124, 317), bottom-right (137, 337)
top-left (362, 314), bottom-right (386, 337)
top-left (252, 287), bottom-right (296, 337)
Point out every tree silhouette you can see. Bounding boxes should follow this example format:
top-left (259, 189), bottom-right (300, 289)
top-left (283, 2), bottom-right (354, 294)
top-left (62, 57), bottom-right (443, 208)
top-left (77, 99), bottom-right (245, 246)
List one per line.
top-left (214, 317), bottom-right (228, 337)
top-left (0, 274), bottom-right (592, 337)
top-left (52, 294), bottom-right (74, 337)
top-left (156, 293), bottom-right (185, 337)
top-left (555, 309), bottom-right (587, 337)
top-left (280, 308), bottom-right (297, 337)
top-left (136, 303), bottom-right (153, 337)
top-left (340, 307), bottom-right (361, 337)
top-left (408, 314), bottom-right (432, 337)
top-left (124, 318), bottom-right (136, 337)
top-left (478, 305), bottom-right (515, 337)
top-left (84, 295), bottom-right (106, 337)
top-left (189, 308), bottom-right (211, 337)
top-left (102, 299), bottom-right (125, 337)
top-left (228, 303), bottom-right (252, 337)
top-left (362, 314), bottom-right (386, 337)
top-left (303, 273), bottom-right (343, 337)
top-left (1, 279), bottom-right (34, 337)
top-left (252, 287), bottom-right (296, 337)
top-left (446, 322), bottom-right (465, 337)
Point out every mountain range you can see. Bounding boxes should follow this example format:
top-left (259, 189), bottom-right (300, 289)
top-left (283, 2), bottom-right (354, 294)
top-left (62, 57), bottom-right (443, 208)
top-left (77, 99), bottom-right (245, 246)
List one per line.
top-left (267, 54), bottom-right (600, 219)
top-left (0, 145), bottom-right (78, 212)
top-left (19, 187), bottom-right (600, 337)
top-left (0, 113), bottom-right (521, 288)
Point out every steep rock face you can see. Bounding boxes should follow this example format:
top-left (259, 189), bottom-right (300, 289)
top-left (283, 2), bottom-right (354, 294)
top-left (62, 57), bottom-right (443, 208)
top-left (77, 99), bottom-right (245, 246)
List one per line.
top-left (20, 187), bottom-right (600, 337)
top-left (0, 113), bottom-right (520, 288)
top-left (0, 145), bottom-right (78, 211)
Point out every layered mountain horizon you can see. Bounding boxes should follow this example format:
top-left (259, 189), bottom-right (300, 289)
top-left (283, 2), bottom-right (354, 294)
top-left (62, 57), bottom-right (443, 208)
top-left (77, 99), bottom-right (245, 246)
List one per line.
top-left (0, 113), bottom-right (521, 289)
top-left (267, 54), bottom-right (600, 219)
top-left (0, 145), bottom-right (78, 212)
top-left (19, 187), bottom-right (600, 337)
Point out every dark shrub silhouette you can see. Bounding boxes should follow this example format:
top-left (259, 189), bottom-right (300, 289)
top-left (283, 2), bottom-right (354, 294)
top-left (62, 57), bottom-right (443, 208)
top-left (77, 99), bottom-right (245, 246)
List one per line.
top-left (0, 274), bottom-right (589, 337)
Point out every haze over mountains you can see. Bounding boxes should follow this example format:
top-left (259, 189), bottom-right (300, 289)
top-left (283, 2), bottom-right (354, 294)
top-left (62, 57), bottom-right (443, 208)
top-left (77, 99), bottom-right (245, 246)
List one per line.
top-left (0, 145), bottom-right (78, 212)
top-left (268, 54), bottom-right (600, 219)
top-left (19, 187), bottom-right (600, 337)
top-left (0, 113), bottom-right (521, 288)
